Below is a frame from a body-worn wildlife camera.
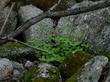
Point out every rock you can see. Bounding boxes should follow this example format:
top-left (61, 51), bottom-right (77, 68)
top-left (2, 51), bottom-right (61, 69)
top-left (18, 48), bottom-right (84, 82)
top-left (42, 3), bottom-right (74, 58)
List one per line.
top-left (0, 58), bottom-right (13, 81)
top-left (105, 76), bottom-right (110, 82)
top-left (25, 61), bottom-right (33, 69)
top-left (12, 61), bottom-right (24, 81)
top-left (0, 42), bottom-right (36, 61)
top-left (59, 51), bottom-right (91, 81)
top-left (12, 61), bottom-right (24, 71)
top-left (98, 63), bottom-right (110, 82)
top-left (19, 5), bottom-right (54, 41)
top-left (13, 70), bottom-right (21, 80)
top-left (0, 7), bottom-right (17, 36)
top-left (57, 1), bottom-right (110, 55)
top-left (23, 63), bottom-right (61, 82)
top-left (0, 0), bottom-right (10, 10)
top-left (77, 56), bottom-right (108, 82)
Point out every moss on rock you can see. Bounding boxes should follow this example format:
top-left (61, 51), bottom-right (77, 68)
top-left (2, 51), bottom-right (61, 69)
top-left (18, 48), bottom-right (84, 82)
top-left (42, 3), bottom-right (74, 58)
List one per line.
top-left (59, 51), bottom-right (91, 81)
top-left (0, 42), bottom-right (34, 61)
top-left (23, 63), bottom-right (61, 82)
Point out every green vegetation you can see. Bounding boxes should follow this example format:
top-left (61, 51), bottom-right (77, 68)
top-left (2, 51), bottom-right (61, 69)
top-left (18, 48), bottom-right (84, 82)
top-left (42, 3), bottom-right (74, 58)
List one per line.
top-left (23, 66), bottom-right (38, 82)
top-left (28, 35), bottom-right (88, 63)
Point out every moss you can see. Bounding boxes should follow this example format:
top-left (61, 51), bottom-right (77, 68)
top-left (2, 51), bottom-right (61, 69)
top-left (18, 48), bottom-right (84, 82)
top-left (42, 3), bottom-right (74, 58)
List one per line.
top-left (0, 42), bottom-right (23, 54)
top-left (59, 51), bottom-right (91, 80)
top-left (0, 42), bottom-right (23, 51)
top-left (23, 66), bottom-right (38, 82)
top-left (2, 42), bottom-right (23, 48)
top-left (94, 47), bottom-right (110, 58)
top-left (23, 64), bottom-right (61, 82)
top-left (66, 67), bottom-right (82, 82)
top-left (33, 67), bottom-right (60, 82)
top-left (103, 51), bottom-right (110, 58)
top-left (0, 42), bottom-right (27, 54)
top-left (0, 42), bottom-right (34, 62)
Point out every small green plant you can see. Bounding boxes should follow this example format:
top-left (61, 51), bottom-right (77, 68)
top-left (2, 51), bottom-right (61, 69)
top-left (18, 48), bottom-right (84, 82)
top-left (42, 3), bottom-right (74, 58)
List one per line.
top-left (28, 35), bottom-right (88, 63)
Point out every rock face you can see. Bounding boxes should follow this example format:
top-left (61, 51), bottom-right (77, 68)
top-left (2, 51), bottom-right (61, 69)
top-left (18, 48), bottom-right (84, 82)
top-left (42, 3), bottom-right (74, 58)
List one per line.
top-left (57, 1), bottom-right (110, 55)
top-left (24, 63), bottom-right (61, 82)
top-left (0, 58), bottom-right (13, 81)
top-left (19, 5), bottom-right (54, 41)
top-left (0, 0), bottom-right (10, 10)
top-left (0, 7), bottom-right (17, 36)
top-left (77, 56), bottom-right (108, 82)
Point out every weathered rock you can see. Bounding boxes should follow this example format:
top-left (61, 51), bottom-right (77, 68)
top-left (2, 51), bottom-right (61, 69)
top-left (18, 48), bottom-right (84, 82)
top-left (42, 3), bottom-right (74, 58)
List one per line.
top-left (98, 63), bottom-right (110, 82)
top-left (12, 61), bottom-right (24, 81)
top-left (57, 1), bottom-right (110, 55)
top-left (105, 77), bottom-right (110, 82)
top-left (19, 5), bottom-right (54, 41)
top-left (0, 0), bottom-right (10, 10)
top-left (25, 61), bottom-right (33, 69)
top-left (23, 63), bottom-right (61, 82)
top-left (0, 7), bottom-right (17, 36)
top-left (77, 56), bottom-right (108, 82)
top-left (0, 42), bottom-right (35, 61)
top-left (59, 51), bottom-right (91, 81)
top-left (0, 58), bottom-right (13, 81)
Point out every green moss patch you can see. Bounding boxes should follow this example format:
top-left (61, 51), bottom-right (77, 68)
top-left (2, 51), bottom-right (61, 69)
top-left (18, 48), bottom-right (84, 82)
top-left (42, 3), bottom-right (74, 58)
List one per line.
top-left (23, 65), bottom-right (61, 82)
top-left (59, 51), bottom-right (91, 81)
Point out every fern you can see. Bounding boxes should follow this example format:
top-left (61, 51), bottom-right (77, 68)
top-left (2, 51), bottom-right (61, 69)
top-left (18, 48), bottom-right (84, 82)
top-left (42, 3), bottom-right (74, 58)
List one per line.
top-left (28, 35), bottom-right (88, 63)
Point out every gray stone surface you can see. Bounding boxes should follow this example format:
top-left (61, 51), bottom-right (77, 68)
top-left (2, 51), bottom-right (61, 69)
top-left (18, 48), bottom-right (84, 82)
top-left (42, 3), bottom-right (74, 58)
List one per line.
top-left (19, 5), bottom-right (54, 41)
top-left (24, 61), bottom-right (33, 69)
top-left (38, 63), bottom-right (58, 78)
top-left (0, 7), bottom-right (17, 36)
top-left (105, 76), bottom-right (110, 82)
top-left (0, 58), bottom-right (13, 81)
top-left (0, 0), bottom-right (10, 10)
top-left (12, 61), bottom-right (24, 81)
top-left (37, 63), bottom-right (61, 82)
top-left (78, 56), bottom-right (108, 82)
top-left (57, 1), bottom-right (110, 54)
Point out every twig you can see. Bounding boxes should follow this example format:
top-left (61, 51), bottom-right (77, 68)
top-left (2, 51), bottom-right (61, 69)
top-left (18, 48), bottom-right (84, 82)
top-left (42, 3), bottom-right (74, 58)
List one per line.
top-left (0, 2), bottom-right (15, 36)
top-left (48, 0), bottom-right (62, 11)
top-left (13, 39), bottom-right (49, 53)
top-left (6, 0), bottom-right (110, 38)
top-left (0, 37), bottom-right (49, 53)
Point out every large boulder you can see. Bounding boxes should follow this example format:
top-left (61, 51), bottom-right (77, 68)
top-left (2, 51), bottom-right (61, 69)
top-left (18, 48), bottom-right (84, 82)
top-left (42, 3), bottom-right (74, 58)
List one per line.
top-left (77, 56), bottom-right (108, 82)
top-left (0, 7), bottom-right (17, 36)
top-left (0, 58), bottom-right (13, 81)
top-left (19, 5), bottom-right (54, 41)
top-left (56, 1), bottom-right (110, 55)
